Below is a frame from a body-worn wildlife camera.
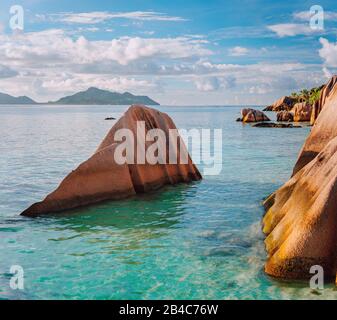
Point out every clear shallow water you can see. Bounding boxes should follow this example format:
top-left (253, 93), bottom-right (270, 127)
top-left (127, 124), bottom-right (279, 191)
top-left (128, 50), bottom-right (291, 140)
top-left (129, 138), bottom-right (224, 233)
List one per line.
top-left (0, 105), bottom-right (335, 300)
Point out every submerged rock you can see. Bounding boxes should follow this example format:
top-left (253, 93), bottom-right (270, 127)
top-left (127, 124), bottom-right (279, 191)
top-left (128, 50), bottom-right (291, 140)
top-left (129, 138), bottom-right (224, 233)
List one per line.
top-left (238, 108), bottom-right (270, 123)
top-left (252, 122), bottom-right (300, 128)
top-left (263, 96), bottom-right (295, 112)
top-left (262, 75), bottom-right (337, 280)
top-left (21, 105), bottom-right (202, 216)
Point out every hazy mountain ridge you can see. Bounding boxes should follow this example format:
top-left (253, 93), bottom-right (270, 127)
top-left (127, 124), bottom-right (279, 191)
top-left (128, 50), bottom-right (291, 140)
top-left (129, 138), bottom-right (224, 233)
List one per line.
top-left (49, 87), bottom-right (160, 105)
top-left (0, 87), bottom-right (159, 105)
top-left (0, 92), bottom-right (36, 104)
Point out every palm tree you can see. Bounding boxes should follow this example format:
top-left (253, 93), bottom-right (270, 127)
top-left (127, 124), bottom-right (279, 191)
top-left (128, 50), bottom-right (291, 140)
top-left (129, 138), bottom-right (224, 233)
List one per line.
top-left (298, 89), bottom-right (310, 103)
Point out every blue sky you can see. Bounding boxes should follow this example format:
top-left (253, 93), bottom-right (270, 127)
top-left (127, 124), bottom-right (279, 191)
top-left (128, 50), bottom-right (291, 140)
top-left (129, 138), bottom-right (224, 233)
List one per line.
top-left (0, 0), bottom-right (337, 104)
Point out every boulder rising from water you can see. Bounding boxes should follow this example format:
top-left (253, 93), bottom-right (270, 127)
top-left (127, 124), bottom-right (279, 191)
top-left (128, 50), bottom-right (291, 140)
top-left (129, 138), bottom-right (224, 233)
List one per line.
top-left (262, 76), bottom-right (337, 280)
top-left (21, 105), bottom-right (202, 217)
top-left (238, 108), bottom-right (270, 122)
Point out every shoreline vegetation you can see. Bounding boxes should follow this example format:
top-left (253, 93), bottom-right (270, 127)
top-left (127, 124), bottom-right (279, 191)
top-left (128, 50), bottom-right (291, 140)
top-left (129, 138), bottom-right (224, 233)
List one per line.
top-left (0, 87), bottom-right (160, 106)
top-left (261, 75), bottom-right (337, 283)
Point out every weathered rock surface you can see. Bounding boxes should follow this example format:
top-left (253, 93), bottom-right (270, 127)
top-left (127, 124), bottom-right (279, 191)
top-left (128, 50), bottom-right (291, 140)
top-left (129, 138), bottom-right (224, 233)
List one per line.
top-left (310, 76), bottom-right (337, 125)
top-left (263, 136), bottom-right (337, 278)
top-left (293, 78), bottom-right (337, 175)
top-left (238, 108), bottom-right (270, 122)
top-left (21, 105), bottom-right (202, 216)
top-left (276, 111), bottom-right (293, 122)
top-left (291, 102), bottom-right (312, 122)
top-left (262, 75), bottom-right (337, 280)
top-left (263, 96), bottom-right (295, 112)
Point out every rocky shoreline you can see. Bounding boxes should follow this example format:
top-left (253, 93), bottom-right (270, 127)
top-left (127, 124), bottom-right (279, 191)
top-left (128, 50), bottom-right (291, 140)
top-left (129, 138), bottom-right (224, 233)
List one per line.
top-left (237, 79), bottom-right (336, 126)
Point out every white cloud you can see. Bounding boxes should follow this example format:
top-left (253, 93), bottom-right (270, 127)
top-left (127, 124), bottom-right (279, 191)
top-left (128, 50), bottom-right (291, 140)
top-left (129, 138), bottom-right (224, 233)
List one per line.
top-left (194, 76), bottom-right (236, 92)
top-left (323, 66), bottom-right (332, 79)
top-left (0, 30), bottom-right (211, 66)
top-left (267, 23), bottom-right (318, 37)
top-left (0, 25), bottom-right (327, 104)
top-left (319, 37), bottom-right (337, 67)
top-left (228, 46), bottom-right (249, 56)
top-left (45, 11), bottom-right (187, 24)
top-left (194, 77), bottom-right (220, 91)
top-left (35, 74), bottom-right (157, 94)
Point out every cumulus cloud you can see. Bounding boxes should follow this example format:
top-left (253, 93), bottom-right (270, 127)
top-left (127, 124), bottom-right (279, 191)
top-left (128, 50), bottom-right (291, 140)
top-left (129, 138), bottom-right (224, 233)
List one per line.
top-left (0, 30), bottom-right (211, 66)
top-left (194, 76), bottom-right (236, 91)
top-left (228, 46), bottom-right (249, 56)
top-left (319, 37), bottom-right (337, 67)
top-left (0, 25), bottom-right (327, 104)
top-left (43, 11), bottom-right (187, 24)
top-left (194, 77), bottom-right (220, 91)
top-left (267, 23), bottom-right (318, 37)
top-left (34, 74), bottom-right (158, 94)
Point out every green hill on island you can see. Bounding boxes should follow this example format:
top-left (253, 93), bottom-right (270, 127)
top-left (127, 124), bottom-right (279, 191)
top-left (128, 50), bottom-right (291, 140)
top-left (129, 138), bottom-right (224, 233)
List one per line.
top-left (0, 87), bottom-right (159, 105)
top-left (0, 92), bottom-right (36, 104)
top-left (49, 87), bottom-right (160, 105)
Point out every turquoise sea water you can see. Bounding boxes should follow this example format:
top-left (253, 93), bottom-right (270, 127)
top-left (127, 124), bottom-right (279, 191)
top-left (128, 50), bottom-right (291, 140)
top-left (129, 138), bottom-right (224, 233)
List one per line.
top-left (0, 105), bottom-right (336, 300)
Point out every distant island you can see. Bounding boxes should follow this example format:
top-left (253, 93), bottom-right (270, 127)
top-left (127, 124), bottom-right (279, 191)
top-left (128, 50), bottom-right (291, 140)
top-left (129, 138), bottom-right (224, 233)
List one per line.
top-left (0, 87), bottom-right (159, 105)
top-left (0, 92), bottom-right (36, 104)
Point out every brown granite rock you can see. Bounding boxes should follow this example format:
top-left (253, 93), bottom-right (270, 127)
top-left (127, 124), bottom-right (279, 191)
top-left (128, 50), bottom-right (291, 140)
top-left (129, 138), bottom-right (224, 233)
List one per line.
top-left (263, 136), bottom-right (337, 279)
top-left (291, 102), bottom-right (312, 122)
top-left (239, 108), bottom-right (270, 122)
top-left (276, 110), bottom-right (293, 122)
top-left (293, 78), bottom-right (337, 175)
top-left (21, 105), bottom-right (202, 216)
top-left (310, 76), bottom-right (337, 125)
top-left (263, 96), bottom-right (295, 112)
top-left (262, 75), bottom-right (337, 280)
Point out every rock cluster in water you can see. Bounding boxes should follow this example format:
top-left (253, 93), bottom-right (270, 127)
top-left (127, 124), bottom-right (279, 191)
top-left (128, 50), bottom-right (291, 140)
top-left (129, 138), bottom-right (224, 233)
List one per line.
top-left (21, 105), bottom-right (202, 216)
top-left (262, 76), bottom-right (337, 281)
top-left (236, 108), bottom-right (270, 123)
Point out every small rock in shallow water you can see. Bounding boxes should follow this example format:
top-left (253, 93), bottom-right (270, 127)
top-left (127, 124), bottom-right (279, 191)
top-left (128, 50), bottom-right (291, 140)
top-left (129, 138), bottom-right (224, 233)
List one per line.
top-left (239, 108), bottom-right (270, 123)
top-left (252, 122), bottom-right (301, 128)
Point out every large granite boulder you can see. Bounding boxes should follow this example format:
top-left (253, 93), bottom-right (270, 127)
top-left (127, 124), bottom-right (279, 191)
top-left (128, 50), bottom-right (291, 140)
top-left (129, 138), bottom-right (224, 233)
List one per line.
top-left (263, 96), bottom-right (296, 112)
top-left (238, 108), bottom-right (270, 122)
top-left (263, 136), bottom-right (337, 279)
top-left (262, 75), bottom-right (337, 280)
top-left (291, 102), bottom-right (312, 122)
top-left (21, 105), bottom-right (202, 216)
